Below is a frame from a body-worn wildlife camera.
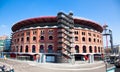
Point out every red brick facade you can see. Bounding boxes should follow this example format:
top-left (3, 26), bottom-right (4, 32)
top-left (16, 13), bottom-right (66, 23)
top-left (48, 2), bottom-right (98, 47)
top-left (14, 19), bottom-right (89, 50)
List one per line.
top-left (11, 16), bottom-right (104, 62)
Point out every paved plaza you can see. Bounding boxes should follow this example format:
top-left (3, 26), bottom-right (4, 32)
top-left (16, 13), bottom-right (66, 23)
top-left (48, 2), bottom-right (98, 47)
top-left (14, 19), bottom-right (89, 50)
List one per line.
top-left (0, 58), bottom-right (106, 72)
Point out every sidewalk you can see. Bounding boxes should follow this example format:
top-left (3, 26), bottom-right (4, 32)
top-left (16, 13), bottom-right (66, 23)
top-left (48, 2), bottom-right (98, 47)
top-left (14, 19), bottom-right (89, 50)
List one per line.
top-left (0, 58), bottom-right (106, 72)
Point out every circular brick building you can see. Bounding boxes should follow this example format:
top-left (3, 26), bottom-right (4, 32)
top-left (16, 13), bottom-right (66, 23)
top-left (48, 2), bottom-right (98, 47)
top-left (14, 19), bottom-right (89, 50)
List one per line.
top-left (11, 12), bottom-right (103, 63)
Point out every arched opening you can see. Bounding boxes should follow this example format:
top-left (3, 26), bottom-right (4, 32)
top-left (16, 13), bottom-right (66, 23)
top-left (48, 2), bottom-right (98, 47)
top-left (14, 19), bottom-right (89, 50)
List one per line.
top-left (94, 46), bottom-right (97, 53)
top-left (75, 36), bottom-right (78, 41)
top-left (89, 46), bottom-right (92, 53)
top-left (39, 45), bottom-right (44, 53)
top-left (75, 45), bottom-right (79, 53)
top-left (16, 46), bottom-right (18, 52)
top-left (32, 45), bottom-right (36, 53)
top-left (25, 45), bottom-right (29, 52)
top-left (26, 37), bottom-right (29, 41)
top-left (49, 36), bottom-right (53, 40)
top-left (20, 46), bottom-right (22, 52)
top-left (98, 47), bottom-right (100, 53)
top-left (82, 37), bottom-right (85, 42)
top-left (83, 46), bottom-right (86, 53)
top-left (40, 36), bottom-right (44, 40)
top-left (33, 36), bottom-right (36, 41)
top-left (89, 38), bottom-right (91, 42)
top-left (48, 45), bottom-right (53, 53)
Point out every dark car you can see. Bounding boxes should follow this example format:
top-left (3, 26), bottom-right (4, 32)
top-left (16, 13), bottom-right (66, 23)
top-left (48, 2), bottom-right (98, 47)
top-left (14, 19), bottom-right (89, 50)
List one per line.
top-left (114, 59), bottom-right (120, 68)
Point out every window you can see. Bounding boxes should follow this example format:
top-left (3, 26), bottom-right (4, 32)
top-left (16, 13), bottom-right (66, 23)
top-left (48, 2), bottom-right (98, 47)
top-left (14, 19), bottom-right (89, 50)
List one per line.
top-left (97, 39), bottom-right (99, 43)
top-left (20, 46), bottom-right (22, 52)
top-left (32, 45), bottom-right (36, 53)
top-left (17, 34), bottom-right (20, 37)
top-left (41, 30), bottom-right (44, 35)
top-left (88, 38), bottom-right (91, 42)
top-left (49, 36), bottom-right (53, 40)
top-left (17, 38), bottom-right (19, 42)
top-left (82, 37), bottom-right (85, 41)
top-left (48, 45), bottom-right (53, 53)
top-left (21, 33), bottom-right (24, 36)
top-left (83, 46), bottom-right (86, 53)
top-left (101, 47), bottom-right (103, 53)
top-left (39, 45), bottom-right (44, 53)
top-left (14, 39), bottom-right (16, 43)
top-left (25, 45), bottom-right (29, 52)
top-left (94, 38), bottom-right (96, 42)
top-left (82, 32), bottom-right (85, 35)
top-left (88, 33), bottom-right (91, 36)
top-left (26, 32), bottom-right (30, 35)
top-left (75, 36), bottom-right (78, 41)
top-left (97, 35), bottom-right (99, 37)
top-left (94, 46), bottom-right (97, 53)
top-left (98, 47), bottom-right (100, 52)
top-left (33, 30), bottom-right (37, 35)
top-left (33, 36), bottom-right (36, 41)
top-left (40, 36), bottom-right (44, 40)
top-left (74, 31), bottom-right (78, 35)
top-left (48, 30), bottom-right (53, 34)
top-left (93, 34), bottom-right (96, 37)
top-left (21, 38), bottom-right (24, 41)
top-left (89, 46), bottom-right (92, 53)
top-left (75, 45), bottom-right (79, 53)
top-left (100, 40), bottom-right (101, 43)
top-left (26, 37), bottom-right (29, 41)
top-left (16, 46), bottom-right (19, 52)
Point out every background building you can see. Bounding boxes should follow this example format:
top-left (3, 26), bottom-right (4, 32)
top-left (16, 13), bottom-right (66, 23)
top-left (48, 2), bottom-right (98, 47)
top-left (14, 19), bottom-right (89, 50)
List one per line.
top-left (0, 35), bottom-right (11, 58)
top-left (11, 12), bottom-right (104, 63)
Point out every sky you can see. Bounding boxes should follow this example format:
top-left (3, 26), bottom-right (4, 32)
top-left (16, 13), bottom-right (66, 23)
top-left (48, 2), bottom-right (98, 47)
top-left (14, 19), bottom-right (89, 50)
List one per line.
top-left (0, 0), bottom-right (120, 46)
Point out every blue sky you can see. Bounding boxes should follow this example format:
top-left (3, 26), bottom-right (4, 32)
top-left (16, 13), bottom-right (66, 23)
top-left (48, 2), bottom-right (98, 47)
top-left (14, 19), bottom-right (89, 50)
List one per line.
top-left (0, 0), bottom-right (120, 45)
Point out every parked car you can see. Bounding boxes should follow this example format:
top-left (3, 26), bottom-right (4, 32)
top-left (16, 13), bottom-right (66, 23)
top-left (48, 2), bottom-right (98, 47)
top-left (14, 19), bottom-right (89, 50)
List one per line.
top-left (114, 59), bottom-right (120, 68)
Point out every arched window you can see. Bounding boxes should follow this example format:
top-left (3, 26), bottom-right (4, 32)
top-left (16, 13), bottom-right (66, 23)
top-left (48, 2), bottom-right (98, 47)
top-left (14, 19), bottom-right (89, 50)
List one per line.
top-left (101, 47), bottom-right (103, 53)
top-left (25, 45), bottom-right (29, 52)
top-left (82, 37), bottom-right (85, 42)
top-left (26, 37), bottom-right (29, 41)
top-left (75, 45), bottom-right (79, 53)
top-left (98, 47), bottom-right (100, 53)
top-left (33, 36), bottom-right (36, 41)
top-left (49, 36), bottom-right (53, 40)
top-left (94, 46), bottom-right (97, 53)
top-left (48, 45), bottom-right (53, 53)
top-left (21, 38), bottom-right (24, 42)
top-left (20, 46), bottom-right (22, 52)
top-left (83, 46), bottom-right (86, 53)
top-left (75, 36), bottom-right (78, 41)
top-left (39, 45), bottom-right (44, 53)
top-left (97, 39), bottom-right (99, 43)
top-left (16, 46), bottom-right (18, 52)
top-left (94, 38), bottom-right (96, 42)
top-left (89, 46), bottom-right (92, 53)
top-left (89, 38), bottom-right (91, 42)
top-left (40, 36), bottom-right (44, 40)
top-left (32, 45), bottom-right (36, 53)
